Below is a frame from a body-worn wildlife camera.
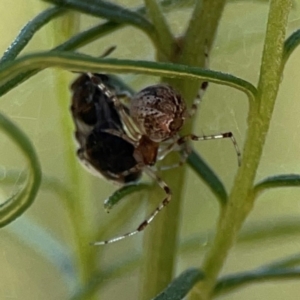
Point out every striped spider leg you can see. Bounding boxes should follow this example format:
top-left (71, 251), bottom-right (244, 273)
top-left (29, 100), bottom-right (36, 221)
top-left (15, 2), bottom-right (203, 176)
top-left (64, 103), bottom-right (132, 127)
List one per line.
top-left (156, 131), bottom-right (241, 172)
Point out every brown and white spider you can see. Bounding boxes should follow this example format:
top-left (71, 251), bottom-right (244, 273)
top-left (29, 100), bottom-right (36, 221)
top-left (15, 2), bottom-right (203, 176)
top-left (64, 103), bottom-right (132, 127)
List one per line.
top-left (83, 73), bottom-right (241, 245)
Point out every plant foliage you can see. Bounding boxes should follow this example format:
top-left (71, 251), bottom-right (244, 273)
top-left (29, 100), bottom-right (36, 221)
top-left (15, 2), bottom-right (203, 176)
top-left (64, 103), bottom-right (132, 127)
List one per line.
top-left (1, 0), bottom-right (299, 299)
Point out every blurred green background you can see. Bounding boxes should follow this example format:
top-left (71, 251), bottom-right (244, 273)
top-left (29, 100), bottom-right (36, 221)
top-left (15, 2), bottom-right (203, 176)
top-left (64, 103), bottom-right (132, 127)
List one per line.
top-left (1, 0), bottom-right (300, 299)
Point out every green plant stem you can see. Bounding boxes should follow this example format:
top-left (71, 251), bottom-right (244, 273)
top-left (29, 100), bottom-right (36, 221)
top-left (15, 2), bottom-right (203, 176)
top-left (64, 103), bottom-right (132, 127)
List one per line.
top-left (182, 0), bottom-right (226, 64)
top-left (189, 1), bottom-right (292, 299)
top-left (143, 0), bottom-right (175, 58)
top-left (140, 1), bottom-right (227, 299)
top-left (49, 11), bottom-right (96, 288)
top-left (140, 168), bottom-right (187, 300)
top-left (176, 0), bottom-right (227, 99)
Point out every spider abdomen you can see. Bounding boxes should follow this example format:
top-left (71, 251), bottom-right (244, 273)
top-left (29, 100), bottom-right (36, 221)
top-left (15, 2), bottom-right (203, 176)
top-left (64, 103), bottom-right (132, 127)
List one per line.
top-left (130, 84), bottom-right (186, 142)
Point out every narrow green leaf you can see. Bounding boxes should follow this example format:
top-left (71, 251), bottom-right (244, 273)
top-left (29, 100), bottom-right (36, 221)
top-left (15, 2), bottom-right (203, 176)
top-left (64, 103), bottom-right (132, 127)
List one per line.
top-left (0, 7), bottom-right (66, 64)
top-left (152, 268), bottom-right (204, 300)
top-left (214, 267), bottom-right (300, 296)
top-left (180, 217), bottom-right (300, 255)
top-left (238, 217), bottom-right (300, 244)
top-left (0, 22), bottom-right (120, 97)
top-left (55, 22), bottom-right (119, 51)
top-left (283, 29), bottom-right (300, 66)
top-left (263, 252), bottom-right (300, 270)
top-left (0, 113), bottom-right (41, 227)
top-left (43, 0), bottom-right (156, 39)
top-left (0, 169), bottom-right (71, 206)
top-left (0, 52), bottom-right (257, 103)
top-left (187, 150), bottom-right (227, 204)
top-left (254, 174), bottom-right (300, 197)
top-left (0, 71), bottom-right (37, 97)
top-left (104, 183), bottom-right (150, 212)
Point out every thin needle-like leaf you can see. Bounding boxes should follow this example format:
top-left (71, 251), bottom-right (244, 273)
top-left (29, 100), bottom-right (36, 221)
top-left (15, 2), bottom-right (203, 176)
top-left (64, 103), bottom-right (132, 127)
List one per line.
top-left (0, 113), bottom-right (41, 227)
top-left (187, 150), bottom-right (227, 204)
top-left (282, 29), bottom-right (300, 66)
top-left (152, 268), bottom-right (204, 300)
top-left (254, 174), bottom-right (300, 198)
top-left (0, 52), bottom-right (257, 103)
top-left (104, 183), bottom-right (150, 212)
top-left (43, 0), bottom-right (156, 41)
top-left (263, 252), bottom-right (300, 270)
top-left (215, 267), bottom-right (300, 296)
top-left (0, 22), bottom-right (120, 97)
top-left (0, 7), bottom-right (66, 63)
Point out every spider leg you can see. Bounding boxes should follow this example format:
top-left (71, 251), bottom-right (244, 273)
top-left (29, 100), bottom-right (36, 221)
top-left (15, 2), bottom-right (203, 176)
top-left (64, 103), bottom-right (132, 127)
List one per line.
top-left (187, 81), bottom-right (209, 118)
top-left (114, 163), bottom-right (144, 178)
top-left (92, 167), bottom-right (171, 245)
top-left (158, 131), bottom-right (241, 167)
top-left (154, 135), bottom-right (191, 171)
top-left (180, 132), bottom-right (242, 166)
top-left (99, 45), bottom-right (116, 58)
top-left (157, 134), bottom-right (185, 161)
top-left (187, 45), bottom-right (209, 118)
top-left (101, 129), bottom-right (138, 146)
top-left (156, 142), bottom-right (191, 171)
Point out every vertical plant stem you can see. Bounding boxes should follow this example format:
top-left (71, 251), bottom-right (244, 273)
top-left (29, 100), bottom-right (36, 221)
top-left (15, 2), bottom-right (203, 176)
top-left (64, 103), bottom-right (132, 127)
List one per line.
top-left (143, 0), bottom-right (175, 58)
top-left (189, 1), bottom-right (292, 299)
top-left (140, 171), bottom-right (186, 300)
top-left (181, 0), bottom-right (226, 65)
top-left (140, 1), bottom-right (226, 299)
top-left (48, 11), bottom-right (96, 288)
top-left (175, 0), bottom-right (227, 108)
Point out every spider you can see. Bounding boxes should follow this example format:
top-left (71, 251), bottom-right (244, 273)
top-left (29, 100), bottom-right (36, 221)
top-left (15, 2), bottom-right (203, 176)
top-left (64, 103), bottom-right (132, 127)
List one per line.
top-left (72, 71), bottom-right (241, 245)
